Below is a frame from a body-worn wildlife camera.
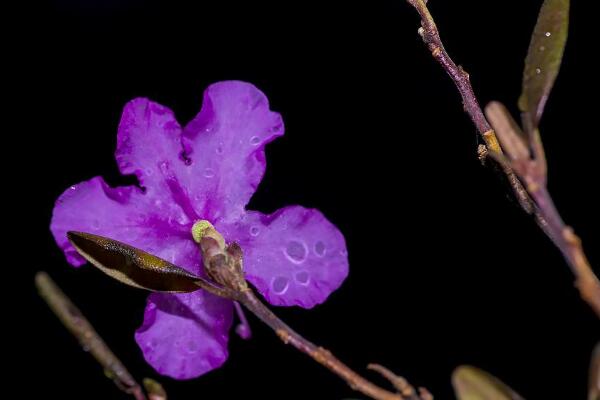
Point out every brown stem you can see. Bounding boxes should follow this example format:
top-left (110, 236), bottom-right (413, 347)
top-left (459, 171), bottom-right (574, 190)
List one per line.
top-left (234, 290), bottom-right (428, 400)
top-left (35, 271), bottom-right (147, 400)
top-left (529, 188), bottom-right (600, 317)
top-left (67, 227), bottom-right (431, 399)
top-left (406, 0), bottom-right (533, 213)
top-left (197, 226), bottom-right (432, 399)
top-left (406, 0), bottom-right (600, 317)
top-left (368, 364), bottom-right (433, 400)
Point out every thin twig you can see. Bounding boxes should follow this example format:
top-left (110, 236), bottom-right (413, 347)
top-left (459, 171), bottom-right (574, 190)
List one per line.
top-left (406, 0), bottom-right (600, 317)
top-left (529, 188), bottom-right (600, 317)
top-left (235, 290), bottom-right (430, 400)
top-left (35, 271), bottom-right (147, 400)
top-left (405, 0), bottom-right (533, 214)
top-left (194, 226), bottom-right (431, 400)
top-left (68, 223), bottom-right (433, 400)
top-left (368, 363), bottom-right (416, 396)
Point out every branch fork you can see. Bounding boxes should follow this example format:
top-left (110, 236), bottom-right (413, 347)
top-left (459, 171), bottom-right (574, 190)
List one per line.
top-left (406, 0), bottom-right (600, 317)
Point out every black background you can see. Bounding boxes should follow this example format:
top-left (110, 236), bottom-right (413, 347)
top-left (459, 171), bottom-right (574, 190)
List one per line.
top-left (10, 0), bottom-right (598, 399)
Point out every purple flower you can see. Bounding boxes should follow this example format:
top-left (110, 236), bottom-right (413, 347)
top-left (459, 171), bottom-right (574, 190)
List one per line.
top-left (50, 81), bottom-right (349, 379)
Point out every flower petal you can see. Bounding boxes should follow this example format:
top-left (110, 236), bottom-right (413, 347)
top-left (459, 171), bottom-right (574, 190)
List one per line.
top-left (182, 81), bottom-right (284, 221)
top-left (116, 98), bottom-right (200, 223)
top-left (135, 291), bottom-right (233, 379)
top-left (218, 206), bottom-right (349, 308)
top-left (50, 176), bottom-right (201, 273)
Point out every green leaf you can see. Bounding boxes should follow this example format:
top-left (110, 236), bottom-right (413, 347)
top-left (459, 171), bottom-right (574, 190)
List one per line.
top-left (67, 231), bottom-right (202, 293)
top-left (518, 0), bottom-right (569, 128)
top-left (452, 366), bottom-right (524, 400)
top-left (590, 343), bottom-right (600, 400)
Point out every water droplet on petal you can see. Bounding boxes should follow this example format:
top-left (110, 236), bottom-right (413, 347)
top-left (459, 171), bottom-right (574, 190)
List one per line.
top-left (216, 143), bottom-right (224, 154)
top-left (295, 271), bottom-right (310, 285)
top-left (272, 276), bottom-right (289, 294)
top-left (91, 219), bottom-right (100, 230)
top-left (535, 68), bottom-right (542, 74)
top-left (145, 168), bottom-right (153, 176)
top-left (339, 249), bottom-right (348, 256)
top-left (314, 241), bottom-right (326, 256)
top-left (250, 136), bottom-right (261, 145)
top-left (250, 226), bottom-right (260, 236)
top-left (203, 168), bottom-right (215, 178)
top-left (539, 45), bottom-right (546, 52)
top-left (285, 240), bottom-right (307, 263)
top-left (545, 31), bottom-right (552, 37)
top-left (159, 161), bottom-right (169, 175)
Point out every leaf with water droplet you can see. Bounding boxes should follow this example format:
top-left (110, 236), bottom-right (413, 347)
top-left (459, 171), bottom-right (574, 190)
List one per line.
top-left (452, 365), bottom-right (524, 400)
top-left (519, 0), bottom-right (569, 129)
top-left (67, 231), bottom-right (202, 293)
top-left (590, 343), bottom-right (600, 400)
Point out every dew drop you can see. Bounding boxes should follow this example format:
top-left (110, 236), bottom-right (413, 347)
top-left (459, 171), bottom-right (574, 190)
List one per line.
top-left (535, 68), bottom-right (542, 75)
top-left (295, 271), bottom-right (310, 285)
top-left (314, 241), bottom-right (326, 257)
top-left (159, 161), bottom-right (169, 175)
top-left (250, 136), bottom-right (261, 145)
top-left (216, 143), bottom-right (224, 154)
top-left (203, 168), bottom-right (215, 178)
top-left (272, 276), bottom-right (289, 294)
top-left (340, 249), bottom-right (348, 256)
top-left (285, 240), bottom-right (307, 263)
top-left (145, 168), bottom-right (154, 176)
top-left (249, 226), bottom-right (260, 236)
top-left (545, 31), bottom-right (552, 37)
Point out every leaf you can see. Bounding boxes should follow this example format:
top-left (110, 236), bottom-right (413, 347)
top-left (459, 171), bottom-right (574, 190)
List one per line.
top-left (518, 0), bottom-right (569, 129)
top-left (591, 343), bottom-right (600, 400)
top-left (67, 231), bottom-right (202, 293)
top-left (452, 365), bottom-right (524, 400)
